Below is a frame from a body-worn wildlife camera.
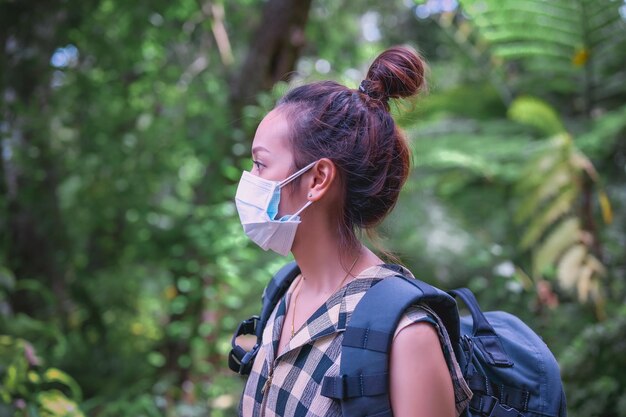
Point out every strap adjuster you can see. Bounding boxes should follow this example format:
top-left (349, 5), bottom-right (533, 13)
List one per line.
top-left (470, 394), bottom-right (524, 417)
top-left (236, 316), bottom-right (259, 337)
top-left (228, 316), bottom-right (261, 375)
top-left (321, 372), bottom-right (388, 399)
top-left (470, 394), bottom-right (498, 416)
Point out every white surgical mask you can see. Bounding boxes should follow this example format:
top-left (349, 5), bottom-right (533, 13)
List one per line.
top-left (235, 161), bottom-right (317, 256)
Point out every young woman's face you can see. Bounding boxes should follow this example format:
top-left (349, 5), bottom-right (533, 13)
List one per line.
top-left (250, 107), bottom-right (308, 217)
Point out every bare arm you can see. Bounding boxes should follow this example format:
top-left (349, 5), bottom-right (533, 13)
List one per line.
top-left (390, 322), bottom-right (456, 417)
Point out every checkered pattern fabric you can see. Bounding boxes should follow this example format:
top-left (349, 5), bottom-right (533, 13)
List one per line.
top-left (239, 265), bottom-right (472, 417)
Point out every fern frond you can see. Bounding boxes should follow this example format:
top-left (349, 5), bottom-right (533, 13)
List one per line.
top-left (557, 243), bottom-right (586, 291)
top-left (575, 104), bottom-right (626, 157)
top-left (519, 185), bottom-right (577, 250)
top-left (491, 44), bottom-right (572, 61)
top-left (533, 217), bottom-right (580, 276)
top-left (515, 134), bottom-right (570, 195)
top-left (457, 0), bottom-right (626, 111)
top-left (508, 96), bottom-right (566, 136)
top-left (516, 168), bottom-right (573, 225)
top-left (576, 253), bottom-right (605, 303)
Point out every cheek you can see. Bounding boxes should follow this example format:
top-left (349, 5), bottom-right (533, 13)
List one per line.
top-left (277, 183), bottom-right (303, 216)
top-left (277, 188), bottom-right (294, 217)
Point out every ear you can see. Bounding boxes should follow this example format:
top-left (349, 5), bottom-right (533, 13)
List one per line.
top-left (306, 158), bottom-right (337, 201)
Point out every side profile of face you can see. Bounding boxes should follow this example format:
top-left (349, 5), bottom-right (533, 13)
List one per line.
top-left (250, 107), bottom-right (309, 218)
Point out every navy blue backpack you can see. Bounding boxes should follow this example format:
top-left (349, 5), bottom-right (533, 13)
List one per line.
top-left (229, 262), bottom-right (567, 417)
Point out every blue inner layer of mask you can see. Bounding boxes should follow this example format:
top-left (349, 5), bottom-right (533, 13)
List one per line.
top-left (267, 188), bottom-right (281, 220)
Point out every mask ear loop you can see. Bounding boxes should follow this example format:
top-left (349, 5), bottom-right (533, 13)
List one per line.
top-left (278, 161), bottom-right (317, 188)
top-left (285, 200), bottom-right (313, 221)
top-left (278, 160), bottom-right (317, 221)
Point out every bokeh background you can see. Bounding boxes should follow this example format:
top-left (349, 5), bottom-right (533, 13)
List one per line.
top-left (1, 0), bottom-right (626, 416)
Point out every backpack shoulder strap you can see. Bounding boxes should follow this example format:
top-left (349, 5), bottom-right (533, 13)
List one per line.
top-left (228, 261), bottom-right (300, 375)
top-left (320, 274), bottom-right (459, 417)
top-left (258, 261), bottom-right (301, 337)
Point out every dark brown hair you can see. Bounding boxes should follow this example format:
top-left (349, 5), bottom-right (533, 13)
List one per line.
top-left (277, 46), bottom-right (427, 251)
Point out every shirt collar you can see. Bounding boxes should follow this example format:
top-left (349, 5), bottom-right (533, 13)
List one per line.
top-left (273, 264), bottom-right (413, 359)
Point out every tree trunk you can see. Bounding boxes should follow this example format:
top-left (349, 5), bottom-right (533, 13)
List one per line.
top-left (1, 1), bottom-right (74, 317)
top-left (159, 0), bottom-right (314, 391)
top-left (229, 0), bottom-right (313, 117)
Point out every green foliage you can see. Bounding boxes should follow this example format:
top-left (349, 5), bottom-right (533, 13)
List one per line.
top-left (516, 134), bottom-right (606, 308)
top-left (392, 7), bottom-right (624, 414)
top-left (414, 0), bottom-right (624, 315)
top-left (0, 336), bottom-right (84, 417)
top-left (1, 1), bottom-right (625, 416)
top-left (561, 306), bottom-right (626, 417)
top-left (509, 101), bottom-right (608, 310)
top-left (458, 0), bottom-right (626, 109)
top-left (576, 104), bottom-right (626, 159)
top-left (508, 96), bottom-right (566, 136)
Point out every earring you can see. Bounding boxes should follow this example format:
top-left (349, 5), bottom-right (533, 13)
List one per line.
top-left (308, 193), bottom-right (313, 198)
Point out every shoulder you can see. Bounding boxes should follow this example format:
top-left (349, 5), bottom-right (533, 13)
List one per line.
top-left (393, 304), bottom-right (434, 339)
top-left (389, 312), bottom-right (456, 417)
top-left (392, 305), bottom-right (443, 368)
top-left (392, 318), bottom-right (443, 370)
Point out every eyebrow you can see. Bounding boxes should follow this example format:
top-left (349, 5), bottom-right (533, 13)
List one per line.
top-left (251, 146), bottom-right (270, 156)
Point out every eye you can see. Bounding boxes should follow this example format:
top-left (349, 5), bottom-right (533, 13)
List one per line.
top-left (252, 159), bottom-right (266, 171)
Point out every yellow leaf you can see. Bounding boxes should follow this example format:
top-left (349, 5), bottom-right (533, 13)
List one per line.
top-left (28, 370), bottom-right (41, 384)
top-left (43, 368), bottom-right (82, 401)
top-left (164, 285), bottom-right (177, 300)
top-left (38, 390), bottom-right (85, 417)
top-left (598, 190), bottom-right (613, 224)
top-left (572, 48), bottom-right (589, 67)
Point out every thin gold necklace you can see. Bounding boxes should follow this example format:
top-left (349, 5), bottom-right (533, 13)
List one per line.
top-left (291, 251), bottom-right (361, 339)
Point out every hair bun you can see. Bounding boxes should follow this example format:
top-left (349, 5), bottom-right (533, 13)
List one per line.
top-left (361, 46), bottom-right (426, 105)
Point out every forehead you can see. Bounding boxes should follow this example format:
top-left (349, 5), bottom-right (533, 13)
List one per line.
top-left (251, 108), bottom-right (292, 156)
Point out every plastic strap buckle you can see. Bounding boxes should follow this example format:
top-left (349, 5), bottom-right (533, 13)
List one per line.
top-left (470, 394), bottom-right (524, 417)
top-left (236, 316), bottom-right (259, 337)
top-left (228, 316), bottom-right (261, 375)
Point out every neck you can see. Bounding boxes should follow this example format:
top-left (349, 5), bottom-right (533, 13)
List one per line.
top-left (292, 216), bottom-right (377, 296)
top-left (289, 195), bottom-right (385, 294)
top-left (291, 227), bottom-right (361, 295)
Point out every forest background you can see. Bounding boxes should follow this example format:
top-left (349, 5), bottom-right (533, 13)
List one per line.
top-left (1, 0), bottom-right (625, 416)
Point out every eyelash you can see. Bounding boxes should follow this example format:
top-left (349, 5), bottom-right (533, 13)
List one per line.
top-left (252, 159), bottom-right (265, 170)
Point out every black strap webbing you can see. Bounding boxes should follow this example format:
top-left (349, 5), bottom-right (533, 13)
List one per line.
top-left (342, 327), bottom-right (392, 353)
top-left (467, 373), bottom-right (530, 412)
top-left (229, 262), bottom-right (301, 375)
top-left (320, 372), bottom-right (388, 399)
top-left (470, 394), bottom-right (525, 417)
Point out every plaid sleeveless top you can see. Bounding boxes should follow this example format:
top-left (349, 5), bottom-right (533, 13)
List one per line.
top-left (239, 265), bottom-right (472, 417)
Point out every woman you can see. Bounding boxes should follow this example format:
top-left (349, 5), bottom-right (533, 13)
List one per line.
top-left (234, 46), bottom-right (472, 417)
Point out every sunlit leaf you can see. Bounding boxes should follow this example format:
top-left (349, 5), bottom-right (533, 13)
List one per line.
top-left (37, 390), bottom-right (84, 417)
top-left (598, 190), bottom-right (613, 225)
top-left (515, 164), bottom-right (572, 224)
top-left (576, 261), bottom-right (594, 302)
top-left (43, 369), bottom-right (83, 401)
top-left (557, 244), bottom-right (586, 290)
top-left (508, 96), bottom-right (566, 136)
top-left (519, 185), bottom-right (577, 250)
top-left (533, 216), bottom-right (580, 277)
